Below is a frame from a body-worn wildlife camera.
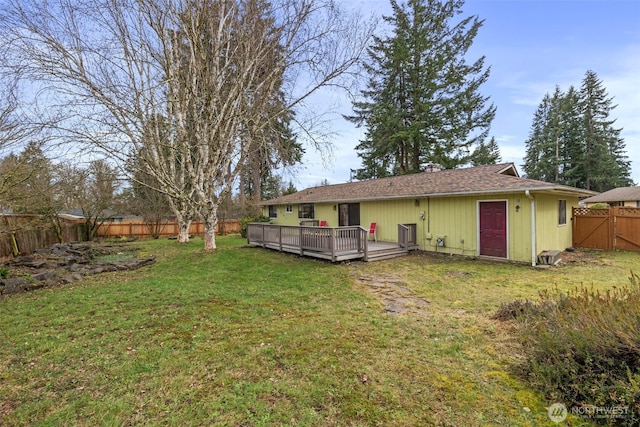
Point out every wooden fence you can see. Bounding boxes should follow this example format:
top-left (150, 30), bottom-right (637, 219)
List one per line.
top-left (97, 219), bottom-right (241, 239)
top-left (1, 215), bottom-right (84, 259)
top-left (572, 207), bottom-right (640, 252)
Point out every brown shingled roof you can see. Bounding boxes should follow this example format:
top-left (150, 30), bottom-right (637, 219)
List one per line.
top-left (263, 163), bottom-right (596, 205)
top-left (582, 187), bottom-right (640, 203)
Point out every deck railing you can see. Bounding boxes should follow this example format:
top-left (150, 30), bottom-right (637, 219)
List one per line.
top-left (247, 223), bottom-right (368, 261)
top-left (398, 223), bottom-right (417, 249)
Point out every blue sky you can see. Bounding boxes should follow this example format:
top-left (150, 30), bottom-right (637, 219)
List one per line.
top-left (292, 0), bottom-right (640, 189)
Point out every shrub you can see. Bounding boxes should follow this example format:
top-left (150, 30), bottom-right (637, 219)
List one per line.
top-left (493, 296), bottom-right (560, 321)
top-left (497, 271), bottom-right (640, 422)
top-left (0, 267), bottom-right (9, 278)
top-left (239, 215), bottom-right (271, 238)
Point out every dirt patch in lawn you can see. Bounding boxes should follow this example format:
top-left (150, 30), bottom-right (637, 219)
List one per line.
top-left (557, 248), bottom-right (607, 266)
top-left (354, 273), bottom-right (430, 316)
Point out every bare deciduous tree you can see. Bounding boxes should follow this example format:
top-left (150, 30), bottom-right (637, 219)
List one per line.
top-left (2, 0), bottom-right (373, 250)
top-left (0, 65), bottom-right (40, 200)
top-left (56, 160), bottom-right (120, 241)
top-left (125, 166), bottom-right (174, 239)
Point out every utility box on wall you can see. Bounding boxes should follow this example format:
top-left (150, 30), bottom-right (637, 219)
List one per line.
top-left (436, 236), bottom-right (446, 247)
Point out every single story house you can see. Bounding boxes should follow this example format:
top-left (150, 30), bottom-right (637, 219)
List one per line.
top-left (258, 163), bottom-right (596, 265)
top-left (581, 187), bottom-right (640, 208)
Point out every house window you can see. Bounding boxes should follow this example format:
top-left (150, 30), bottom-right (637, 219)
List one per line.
top-left (268, 205), bottom-right (277, 218)
top-left (558, 199), bottom-right (567, 226)
top-left (286, 204), bottom-right (293, 213)
top-left (298, 203), bottom-right (314, 219)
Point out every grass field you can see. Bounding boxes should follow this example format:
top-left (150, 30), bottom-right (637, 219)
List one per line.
top-left (1, 236), bottom-right (637, 426)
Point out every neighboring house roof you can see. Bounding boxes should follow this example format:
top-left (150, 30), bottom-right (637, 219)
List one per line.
top-left (581, 187), bottom-right (640, 204)
top-left (263, 163), bottom-right (596, 205)
top-left (60, 209), bottom-right (125, 219)
top-left (63, 209), bottom-right (85, 217)
top-left (57, 213), bottom-right (85, 221)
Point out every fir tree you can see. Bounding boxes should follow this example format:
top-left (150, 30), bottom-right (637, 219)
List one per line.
top-left (557, 86), bottom-right (584, 187)
top-left (523, 87), bottom-right (564, 182)
top-left (471, 136), bottom-right (501, 166)
top-left (282, 180), bottom-right (297, 196)
top-left (522, 71), bottom-right (633, 191)
top-left (579, 70), bottom-right (632, 191)
top-left (346, 0), bottom-right (495, 178)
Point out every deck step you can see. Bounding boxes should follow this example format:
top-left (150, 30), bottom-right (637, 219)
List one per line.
top-left (366, 248), bottom-right (409, 261)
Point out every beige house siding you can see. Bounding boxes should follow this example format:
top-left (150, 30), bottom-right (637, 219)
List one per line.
top-left (507, 195), bottom-right (534, 263)
top-left (359, 199), bottom-right (419, 242)
top-left (426, 194), bottom-right (535, 262)
top-left (267, 203), bottom-right (335, 226)
top-left (263, 190), bottom-right (585, 264)
top-left (313, 204), bottom-right (335, 225)
top-left (425, 196), bottom-right (480, 257)
top-left (534, 194), bottom-right (579, 253)
top-left (268, 204), bottom-right (297, 226)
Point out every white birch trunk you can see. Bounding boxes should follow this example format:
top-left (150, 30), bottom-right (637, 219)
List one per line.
top-left (203, 220), bottom-right (217, 250)
top-left (177, 219), bottom-right (191, 243)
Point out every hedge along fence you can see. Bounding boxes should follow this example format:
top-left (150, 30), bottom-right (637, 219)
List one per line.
top-left (96, 219), bottom-right (241, 239)
top-left (0, 215), bottom-right (85, 259)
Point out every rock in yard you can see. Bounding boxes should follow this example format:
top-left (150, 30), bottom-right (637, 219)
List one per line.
top-left (1, 242), bottom-right (156, 297)
top-left (1, 277), bottom-right (32, 295)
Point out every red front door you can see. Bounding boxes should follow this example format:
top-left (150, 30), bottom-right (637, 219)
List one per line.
top-left (479, 201), bottom-right (507, 258)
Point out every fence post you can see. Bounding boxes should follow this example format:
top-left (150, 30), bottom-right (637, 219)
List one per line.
top-left (572, 207), bottom-right (576, 247)
top-left (610, 207), bottom-right (615, 251)
top-left (611, 206), bottom-right (618, 251)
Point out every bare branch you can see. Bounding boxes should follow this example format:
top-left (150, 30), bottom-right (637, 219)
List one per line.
top-left (2, 0), bottom-right (373, 249)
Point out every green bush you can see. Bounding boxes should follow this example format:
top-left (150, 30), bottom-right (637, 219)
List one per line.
top-left (0, 267), bottom-right (9, 278)
top-left (239, 215), bottom-right (271, 238)
top-left (497, 271), bottom-right (640, 422)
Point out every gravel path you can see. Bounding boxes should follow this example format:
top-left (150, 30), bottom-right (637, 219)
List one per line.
top-left (354, 274), bottom-right (429, 316)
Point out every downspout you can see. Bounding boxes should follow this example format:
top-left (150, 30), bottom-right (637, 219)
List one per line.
top-left (525, 190), bottom-right (536, 266)
top-left (427, 197), bottom-right (431, 235)
top-left (427, 197), bottom-right (431, 250)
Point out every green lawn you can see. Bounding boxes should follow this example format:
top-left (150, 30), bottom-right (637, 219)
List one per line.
top-left (1, 237), bottom-right (637, 426)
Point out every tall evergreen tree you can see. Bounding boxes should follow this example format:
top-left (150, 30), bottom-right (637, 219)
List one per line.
top-left (579, 70), bottom-right (632, 191)
top-left (523, 70), bottom-right (633, 191)
top-left (523, 87), bottom-right (564, 182)
top-left (0, 141), bottom-right (54, 214)
top-left (240, 107), bottom-right (303, 204)
top-left (557, 86), bottom-right (584, 187)
top-left (347, 0), bottom-right (495, 178)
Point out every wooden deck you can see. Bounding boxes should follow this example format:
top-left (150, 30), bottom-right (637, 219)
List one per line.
top-left (247, 223), bottom-right (418, 262)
